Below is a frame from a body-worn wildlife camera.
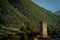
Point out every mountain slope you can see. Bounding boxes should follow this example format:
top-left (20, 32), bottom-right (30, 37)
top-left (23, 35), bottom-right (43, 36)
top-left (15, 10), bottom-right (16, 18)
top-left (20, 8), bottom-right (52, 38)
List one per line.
top-left (8, 0), bottom-right (60, 32)
top-left (0, 0), bottom-right (60, 39)
top-left (55, 10), bottom-right (60, 16)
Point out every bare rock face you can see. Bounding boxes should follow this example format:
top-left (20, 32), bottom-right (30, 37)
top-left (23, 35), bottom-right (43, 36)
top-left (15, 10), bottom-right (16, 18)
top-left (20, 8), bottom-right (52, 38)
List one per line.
top-left (55, 10), bottom-right (60, 16)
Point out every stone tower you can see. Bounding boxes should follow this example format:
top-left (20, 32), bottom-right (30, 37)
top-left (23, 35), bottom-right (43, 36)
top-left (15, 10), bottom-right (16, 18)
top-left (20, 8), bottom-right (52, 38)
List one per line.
top-left (42, 20), bottom-right (48, 38)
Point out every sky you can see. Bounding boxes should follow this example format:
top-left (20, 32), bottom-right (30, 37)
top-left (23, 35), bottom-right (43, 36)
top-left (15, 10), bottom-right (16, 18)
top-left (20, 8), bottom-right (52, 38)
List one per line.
top-left (32, 0), bottom-right (60, 12)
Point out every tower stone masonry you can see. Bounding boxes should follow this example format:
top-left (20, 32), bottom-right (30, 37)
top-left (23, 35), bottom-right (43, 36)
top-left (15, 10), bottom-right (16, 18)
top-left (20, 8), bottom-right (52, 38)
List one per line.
top-left (42, 20), bottom-right (48, 38)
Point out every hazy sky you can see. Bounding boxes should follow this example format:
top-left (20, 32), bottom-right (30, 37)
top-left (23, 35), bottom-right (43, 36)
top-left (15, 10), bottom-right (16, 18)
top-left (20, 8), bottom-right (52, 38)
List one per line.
top-left (32, 0), bottom-right (60, 12)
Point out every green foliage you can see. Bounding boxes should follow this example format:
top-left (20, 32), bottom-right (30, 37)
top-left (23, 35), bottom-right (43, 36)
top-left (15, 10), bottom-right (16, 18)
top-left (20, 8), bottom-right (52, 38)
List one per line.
top-left (22, 33), bottom-right (28, 40)
top-left (0, 0), bottom-right (60, 40)
top-left (8, 34), bottom-right (20, 40)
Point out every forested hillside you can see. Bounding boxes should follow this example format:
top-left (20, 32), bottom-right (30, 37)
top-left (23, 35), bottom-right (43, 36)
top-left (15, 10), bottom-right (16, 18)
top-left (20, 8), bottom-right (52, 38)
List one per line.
top-left (0, 0), bottom-right (60, 40)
